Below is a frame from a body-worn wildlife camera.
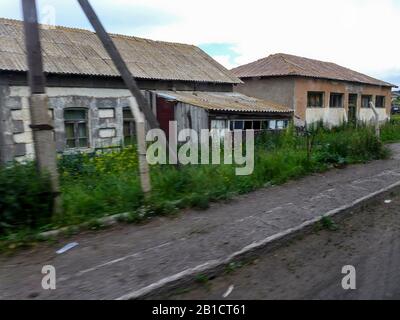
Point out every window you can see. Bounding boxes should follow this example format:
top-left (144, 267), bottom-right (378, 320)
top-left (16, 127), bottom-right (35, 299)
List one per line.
top-left (307, 92), bottom-right (324, 108)
top-left (361, 95), bottom-right (372, 108)
top-left (269, 120), bottom-right (277, 130)
top-left (330, 93), bottom-right (344, 108)
top-left (64, 109), bottom-right (88, 149)
top-left (253, 121), bottom-right (261, 130)
top-left (244, 121), bottom-right (252, 130)
top-left (229, 119), bottom-right (288, 131)
top-left (376, 96), bottom-right (385, 108)
top-left (123, 108), bottom-right (136, 145)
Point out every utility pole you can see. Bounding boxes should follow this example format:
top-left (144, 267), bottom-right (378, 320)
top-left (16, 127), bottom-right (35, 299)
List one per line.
top-left (77, 0), bottom-right (179, 196)
top-left (21, 0), bottom-right (61, 213)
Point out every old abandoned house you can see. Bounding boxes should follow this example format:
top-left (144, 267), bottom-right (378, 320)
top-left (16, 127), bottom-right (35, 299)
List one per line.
top-left (0, 18), bottom-right (292, 163)
top-left (232, 53), bottom-right (397, 126)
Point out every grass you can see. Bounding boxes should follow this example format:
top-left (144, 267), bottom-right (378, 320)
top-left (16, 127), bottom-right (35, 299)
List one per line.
top-left (1, 122), bottom-right (399, 251)
top-left (381, 116), bottom-right (400, 143)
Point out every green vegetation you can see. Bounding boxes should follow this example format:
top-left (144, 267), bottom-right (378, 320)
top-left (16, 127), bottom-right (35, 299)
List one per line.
top-left (393, 96), bottom-right (400, 106)
top-left (382, 116), bottom-right (400, 142)
top-left (0, 122), bottom-right (398, 247)
top-left (320, 216), bottom-right (339, 231)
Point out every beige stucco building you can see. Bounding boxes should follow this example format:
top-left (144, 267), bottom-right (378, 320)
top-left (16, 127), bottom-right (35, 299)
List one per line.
top-left (232, 53), bottom-right (397, 126)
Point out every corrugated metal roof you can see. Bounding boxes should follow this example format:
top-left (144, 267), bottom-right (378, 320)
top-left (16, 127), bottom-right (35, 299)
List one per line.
top-left (232, 53), bottom-right (396, 87)
top-left (0, 18), bottom-right (241, 84)
top-left (153, 91), bottom-right (293, 113)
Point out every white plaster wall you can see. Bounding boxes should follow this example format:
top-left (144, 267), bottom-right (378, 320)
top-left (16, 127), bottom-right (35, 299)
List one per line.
top-left (359, 108), bottom-right (388, 123)
top-left (99, 109), bottom-right (115, 119)
top-left (306, 108), bottom-right (325, 124)
top-left (99, 128), bottom-right (116, 138)
top-left (9, 86), bottom-right (132, 98)
top-left (306, 108), bottom-right (347, 127)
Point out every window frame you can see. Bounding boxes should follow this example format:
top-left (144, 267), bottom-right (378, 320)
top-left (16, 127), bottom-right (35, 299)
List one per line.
top-left (329, 93), bottom-right (344, 108)
top-left (375, 96), bottom-right (385, 108)
top-left (229, 119), bottom-right (288, 131)
top-left (123, 107), bottom-right (136, 146)
top-left (307, 91), bottom-right (325, 108)
top-left (361, 95), bottom-right (373, 108)
top-left (64, 108), bottom-right (89, 149)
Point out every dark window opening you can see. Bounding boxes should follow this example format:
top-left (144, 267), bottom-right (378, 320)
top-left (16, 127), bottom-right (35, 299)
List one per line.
top-left (253, 121), bottom-right (261, 130)
top-left (230, 119), bottom-right (288, 131)
top-left (307, 92), bottom-right (324, 108)
top-left (376, 96), bottom-right (385, 108)
top-left (64, 109), bottom-right (88, 149)
top-left (123, 108), bottom-right (136, 146)
top-left (244, 121), bottom-right (253, 130)
top-left (361, 95), bottom-right (372, 108)
top-left (330, 93), bottom-right (344, 108)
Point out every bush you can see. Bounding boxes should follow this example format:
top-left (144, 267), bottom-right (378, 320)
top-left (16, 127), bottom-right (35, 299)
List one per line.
top-left (1, 122), bottom-right (397, 236)
top-left (381, 119), bottom-right (400, 143)
top-left (0, 162), bottom-right (53, 235)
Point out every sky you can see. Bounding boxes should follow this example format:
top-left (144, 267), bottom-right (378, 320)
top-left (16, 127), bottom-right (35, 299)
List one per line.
top-left (2, 0), bottom-right (400, 88)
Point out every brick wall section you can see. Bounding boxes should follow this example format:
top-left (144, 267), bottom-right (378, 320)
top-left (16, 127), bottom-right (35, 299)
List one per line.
top-left (234, 77), bottom-right (295, 111)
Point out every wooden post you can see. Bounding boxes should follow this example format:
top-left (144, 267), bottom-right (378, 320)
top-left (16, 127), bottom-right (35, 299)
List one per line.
top-left (369, 101), bottom-right (381, 139)
top-left (21, 0), bottom-right (61, 214)
top-left (77, 0), bottom-right (159, 129)
top-left (129, 98), bottom-right (151, 197)
top-left (77, 0), bottom-right (179, 196)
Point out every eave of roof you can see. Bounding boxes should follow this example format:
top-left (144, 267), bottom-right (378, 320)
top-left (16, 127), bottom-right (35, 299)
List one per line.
top-left (153, 90), bottom-right (293, 113)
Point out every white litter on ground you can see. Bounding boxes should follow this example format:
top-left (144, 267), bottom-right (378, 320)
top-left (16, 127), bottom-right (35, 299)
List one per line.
top-left (56, 242), bottom-right (79, 254)
top-left (385, 200), bottom-right (392, 204)
top-left (222, 285), bottom-right (234, 298)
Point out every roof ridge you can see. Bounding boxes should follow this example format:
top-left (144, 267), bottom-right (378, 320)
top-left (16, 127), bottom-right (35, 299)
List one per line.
top-left (278, 54), bottom-right (305, 74)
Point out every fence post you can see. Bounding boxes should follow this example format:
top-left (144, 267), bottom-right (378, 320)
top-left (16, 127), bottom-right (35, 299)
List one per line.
top-left (369, 101), bottom-right (380, 139)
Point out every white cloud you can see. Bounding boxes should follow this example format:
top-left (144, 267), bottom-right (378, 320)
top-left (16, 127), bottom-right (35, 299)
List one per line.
top-left (112, 0), bottom-right (400, 84)
top-left (2, 0), bottom-right (399, 85)
top-left (212, 55), bottom-right (238, 70)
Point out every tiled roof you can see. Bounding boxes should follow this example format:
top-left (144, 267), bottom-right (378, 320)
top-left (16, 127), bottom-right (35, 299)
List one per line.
top-left (0, 18), bottom-right (241, 84)
top-left (231, 53), bottom-right (395, 87)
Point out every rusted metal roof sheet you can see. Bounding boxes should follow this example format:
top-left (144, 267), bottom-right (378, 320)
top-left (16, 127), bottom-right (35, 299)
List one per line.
top-left (154, 91), bottom-right (293, 113)
top-left (0, 18), bottom-right (241, 84)
top-left (232, 53), bottom-right (396, 87)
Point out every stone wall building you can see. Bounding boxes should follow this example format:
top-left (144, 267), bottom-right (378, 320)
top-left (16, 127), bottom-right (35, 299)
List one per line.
top-left (231, 53), bottom-right (397, 126)
top-left (0, 18), bottom-right (292, 164)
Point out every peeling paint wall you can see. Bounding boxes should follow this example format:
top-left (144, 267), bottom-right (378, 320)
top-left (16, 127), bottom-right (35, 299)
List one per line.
top-left (294, 78), bottom-right (392, 126)
top-left (1, 86), bottom-right (137, 163)
top-left (236, 76), bottom-right (392, 127)
top-left (306, 108), bottom-right (348, 127)
top-left (359, 108), bottom-right (388, 123)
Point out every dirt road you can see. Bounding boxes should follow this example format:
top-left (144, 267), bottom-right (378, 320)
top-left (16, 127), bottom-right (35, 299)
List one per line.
top-left (1, 144), bottom-right (400, 300)
top-left (165, 193), bottom-right (400, 300)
